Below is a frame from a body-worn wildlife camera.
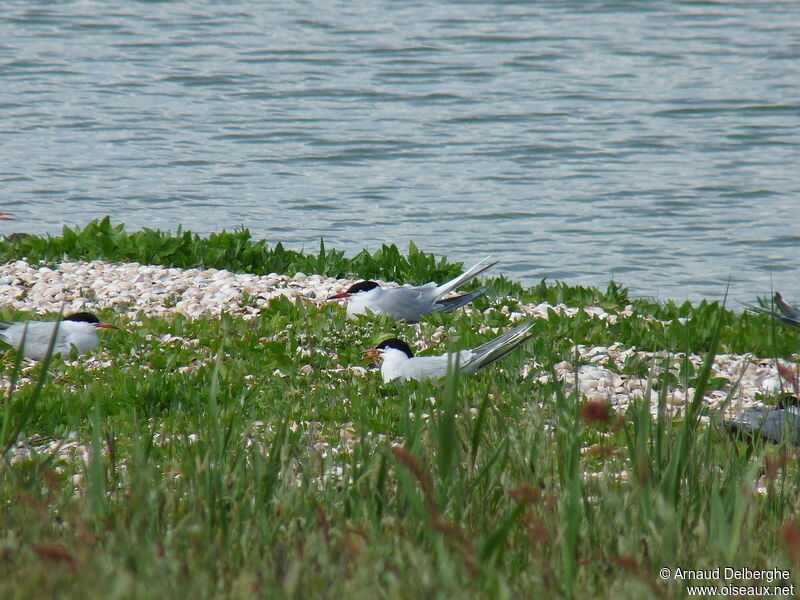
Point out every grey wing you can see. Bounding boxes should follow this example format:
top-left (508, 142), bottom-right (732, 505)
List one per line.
top-left (403, 354), bottom-right (452, 380)
top-left (745, 302), bottom-right (800, 329)
top-left (0, 322), bottom-right (35, 348)
top-left (14, 321), bottom-right (70, 360)
top-left (431, 286), bottom-right (489, 314)
top-left (775, 293), bottom-right (800, 320)
top-left (0, 324), bottom-right (12, 347)
top-left (374, 286), bottom-right (438, 322)
top-left (725, 407), bottom-right (800, 444)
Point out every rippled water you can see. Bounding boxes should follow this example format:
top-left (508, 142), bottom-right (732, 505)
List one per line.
top-left (1, 1), bottom-right (799, 303)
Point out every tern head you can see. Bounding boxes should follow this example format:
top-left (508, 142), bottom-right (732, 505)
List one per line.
top-left (328, 280), bottom-right (380, 300)
top-left (65, 312), bottom-right (118, 330)
top-left (364, 338), bottom-right (414, 361)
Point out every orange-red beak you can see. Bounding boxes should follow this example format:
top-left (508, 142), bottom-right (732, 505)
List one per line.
top-left (0, 212), bottom-right (13, 221)
top-left (363, 348), bottom-right (381, 361)
top-left (327, 292), bottom-right (350, 301)
top-left (95, 323), bottom-right (118, 330)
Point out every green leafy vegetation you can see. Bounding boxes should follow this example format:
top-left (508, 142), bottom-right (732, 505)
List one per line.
top-left (1, 220), bottom-right (799, 599)
top-left (1, 217), bottom-right (457, 287)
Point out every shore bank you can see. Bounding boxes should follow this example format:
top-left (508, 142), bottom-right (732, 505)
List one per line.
top-left (2, 222), bottom-right (799, 599)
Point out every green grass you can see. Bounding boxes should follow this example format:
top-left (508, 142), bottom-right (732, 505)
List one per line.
top-left (1, 220), bottom-right (800, 599)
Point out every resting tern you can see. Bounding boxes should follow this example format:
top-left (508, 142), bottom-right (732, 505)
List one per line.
top-left (365, 320), bottom-right (535, 382)
top-left (0, 312), bottom-right (117, 360)
top-left (745, 292), bottom-right (800, 329)
top-left (329, 256), bottom-right (497, 322)
top-left (725, 397), bottom-right (800, 445)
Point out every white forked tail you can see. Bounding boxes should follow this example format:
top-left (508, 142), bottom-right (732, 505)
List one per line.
top-left (434, 256), bottom-right (498, 300)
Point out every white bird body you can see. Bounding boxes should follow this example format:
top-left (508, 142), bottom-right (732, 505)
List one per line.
top-left (331, 257), bottom-right (497, 322)
top-left (0, 313), bottom-right (116, 360)
top-left (377, 347), bottom-right (475, 382)
top-left (369, 320), bottom-right (535, 383)
top-left (345, 283), bottom-right (441, 320)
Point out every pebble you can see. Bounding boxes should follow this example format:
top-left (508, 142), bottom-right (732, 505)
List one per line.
top-left (0, 259), bottom-right (791, 421)
top-left (0, 259), bottom-right (347, 320)
top-left (300, 364), bottom-right (315, 376)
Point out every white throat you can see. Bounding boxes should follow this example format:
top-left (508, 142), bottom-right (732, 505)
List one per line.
top-left (63, 321), bottom-right (100, 353)
top-left (380, 348), bottom-right (412, 382)
top-left (346, 287), bottom-right (382, 319)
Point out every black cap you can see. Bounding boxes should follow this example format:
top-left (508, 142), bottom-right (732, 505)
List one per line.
top-left (376, 338), bottom-right (414, 358)
top-left (347, 281), bottom-right (380, 294)
top-left (64, 312), bottom-right (100, 324)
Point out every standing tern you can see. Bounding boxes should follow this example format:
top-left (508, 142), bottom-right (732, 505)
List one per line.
top-left (0, 312), bottom-right (118, 360)
top-left (329, 256), bottom-right (497, 322)
top-left (365, 320), bottom-right (535, 382)
top-left (745, 292), bottom-right (800, 329)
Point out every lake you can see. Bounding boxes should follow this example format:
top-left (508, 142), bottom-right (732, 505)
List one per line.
top-left (1, 1), bottom-right (798, 303)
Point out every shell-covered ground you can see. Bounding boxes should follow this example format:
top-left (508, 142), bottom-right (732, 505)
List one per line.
top-left (2, 258), bottom-right (797, 507)
top-left (1, 259), bottom-right (793, 422)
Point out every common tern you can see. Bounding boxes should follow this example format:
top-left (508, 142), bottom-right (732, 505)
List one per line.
top-left (725, 401), bottom-right (800, 445)
top-left (329, 256), bottom-right (497, 322)
top-left (0, 312), bottom-right (117, 360)
top-left (365, 320), bottom-right (535, 382)
top-left (745, 292), bottom-right (800, 329)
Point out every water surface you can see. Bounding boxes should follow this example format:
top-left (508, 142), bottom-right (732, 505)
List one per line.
top-left (1, 1), bottom-right (799, 303)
